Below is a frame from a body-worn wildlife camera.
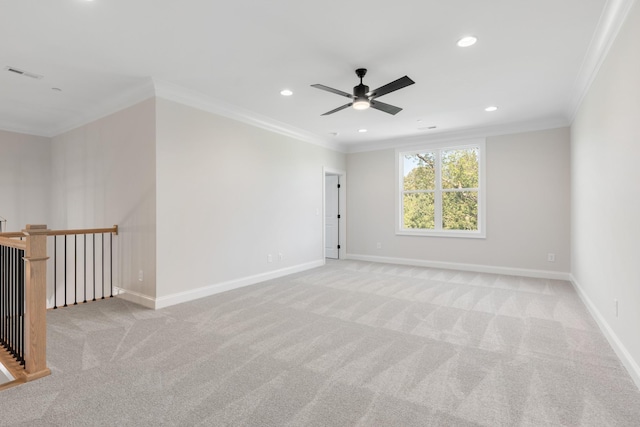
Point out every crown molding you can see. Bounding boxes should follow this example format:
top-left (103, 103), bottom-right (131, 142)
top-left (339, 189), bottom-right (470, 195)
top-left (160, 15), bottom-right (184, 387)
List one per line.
top-left (0, 76), bottom-right (344, 151)
top-left (47, 78), bottom-right (156, 137)
top-left (0, 79), bottom-right (155, 138)
top-left (568, 0), bottom-right (637, 122)
top-left (0, 121), bottom-right (51, 138)
top-left (152, 79), bottom-right (345, 152)
top-left (344, 117), bottom-right (570, 153)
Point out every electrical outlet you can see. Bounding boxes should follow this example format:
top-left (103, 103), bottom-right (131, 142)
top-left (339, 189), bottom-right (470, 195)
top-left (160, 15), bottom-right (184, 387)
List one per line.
top-left (614, 299), bottom-right (619, 317)
top-left (547, 253), bottom-right (555, 262)
top-left (376, 242), bottom-right (381, 249)
top-left (279, 253), bottom-right (284, 261)
top-left (267, 254), bottom-right (273, 263)
top-left (138, 270), bottom-right (143, 282)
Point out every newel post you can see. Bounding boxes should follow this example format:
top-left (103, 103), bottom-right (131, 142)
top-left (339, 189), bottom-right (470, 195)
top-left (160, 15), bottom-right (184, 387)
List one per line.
top-left (23, 224), bottom-right (51, 381)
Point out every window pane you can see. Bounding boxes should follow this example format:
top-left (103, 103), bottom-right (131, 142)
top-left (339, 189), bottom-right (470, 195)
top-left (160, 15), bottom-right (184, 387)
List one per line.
top-left (403, 193), bottom-right (435, 229)
top-left (403, 153), bottom-right (435, 191)
top-left (442, 191), bottom-right (478, 230)
top-left (441, 148), bottom-right (479, 189)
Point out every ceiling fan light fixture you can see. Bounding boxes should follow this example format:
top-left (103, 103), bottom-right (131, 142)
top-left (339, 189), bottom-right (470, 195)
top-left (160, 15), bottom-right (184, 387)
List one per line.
top-left (312, 68), bottom-right (414, 116)
top-left (353, 98), bottom-right (370, 110)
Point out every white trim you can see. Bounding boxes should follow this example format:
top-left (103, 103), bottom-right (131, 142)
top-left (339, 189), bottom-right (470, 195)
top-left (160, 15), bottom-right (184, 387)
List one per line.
top-left (114, 287), bottom-right (156, 310)
top-left (570, 274), bottom-right (640, 390)
top-left (396, 139), bottom-right (486, 238)
top-left (151, 260), bottom-right (323, 310)
top-left (49, 78), bottom-right (156, 137)
top-left (0, 122), bottom-right (51, 138)
top-left (0, 76), bottom-right (153, 137)
top-left (568, 0), bottom-right (637, 122)
top-left (0, 78), bottom-right (154, 138)
top-left (395, 230), bottom-right (485, 239)
top-left (345, 253), bottom-right (571, 281)
top-left (153, 79), bottom-right (345, 152)
top-left (346, 119), bottom-right (568, 153)
top-left (0, 87), bottom-right (569, 150)
top-left (323, 167), bottom-right (347, 260)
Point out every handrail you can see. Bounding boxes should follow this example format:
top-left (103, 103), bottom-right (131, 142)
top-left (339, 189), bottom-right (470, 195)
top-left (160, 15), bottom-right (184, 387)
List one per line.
top-left (47, 225), bottom-right (118, 237)
top-left (0, 225), bottom-right (117, 238)
top-left (0, 236), bottom-right (26, 250)
top-left (0, 232), bottom-right (24, 238)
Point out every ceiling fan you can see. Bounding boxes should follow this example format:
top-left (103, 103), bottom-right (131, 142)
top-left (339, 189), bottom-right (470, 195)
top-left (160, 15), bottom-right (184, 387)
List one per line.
top-left (311, 68), bottom-right (415, 116)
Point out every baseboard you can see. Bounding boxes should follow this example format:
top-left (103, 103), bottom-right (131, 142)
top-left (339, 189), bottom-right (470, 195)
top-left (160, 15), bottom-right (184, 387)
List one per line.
top-left (345, 253), bottom-right (571, 281)
top-left (113, 287), bottom-right (156, 309)
top-left (152, 260), bottom-right (324, 310)
top-left (570, 275), bottom-right (640, 391)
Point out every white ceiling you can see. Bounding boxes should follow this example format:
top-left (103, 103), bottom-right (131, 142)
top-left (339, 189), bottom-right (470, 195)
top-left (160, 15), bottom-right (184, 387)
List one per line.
top-left (0, 0), bottom-right (631, 152)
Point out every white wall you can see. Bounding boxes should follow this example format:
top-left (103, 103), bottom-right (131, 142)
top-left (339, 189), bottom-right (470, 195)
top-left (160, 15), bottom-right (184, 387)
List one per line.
top-left (0, 129), bottom-right (51, 231)
top-left (347, 127), bottom-right (571, 276)
top-left (50, 99), bottom-right (157, 299)
top-left (155, 98), bottom-right (345, 306)
top-left (571, 0), bottom-right (640, 386)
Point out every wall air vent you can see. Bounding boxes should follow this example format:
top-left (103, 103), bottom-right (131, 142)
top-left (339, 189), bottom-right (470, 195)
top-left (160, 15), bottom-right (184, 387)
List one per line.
top-left (4, 66), bottom-right (43, 79)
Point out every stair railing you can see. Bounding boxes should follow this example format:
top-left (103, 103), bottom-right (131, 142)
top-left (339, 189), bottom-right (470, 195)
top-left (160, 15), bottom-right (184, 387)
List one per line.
top-left (0, 225), bottom-right (50, 383)
top-left (0, 224), bottom-right (118, 387)
top-left (49, 226), bottom-right (118, 308)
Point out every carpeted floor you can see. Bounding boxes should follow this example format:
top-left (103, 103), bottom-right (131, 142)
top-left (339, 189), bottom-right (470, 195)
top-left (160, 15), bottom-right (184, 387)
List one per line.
top-left (1, 260), bottom-right (639, 426)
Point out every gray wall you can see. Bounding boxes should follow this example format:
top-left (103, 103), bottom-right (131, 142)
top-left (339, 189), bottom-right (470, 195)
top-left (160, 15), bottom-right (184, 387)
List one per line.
top-left (0, 129), bottom-right (51, 231)
top-left (347, 127), bottom-right (571, 276)
top-left (51, 99), bottom-right (157, 299)
top-left (155, 98), bottom-right (346, 306)
top-left (571, 0), bottom-right (640, 385)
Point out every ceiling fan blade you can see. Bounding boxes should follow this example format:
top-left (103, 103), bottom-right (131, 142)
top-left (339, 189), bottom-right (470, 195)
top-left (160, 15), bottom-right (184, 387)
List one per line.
top-left (370, 100), bottom-right (403, 115)
top-left (367, 76), bottom-right (415, 99)
top-left (311, 84), bottom-right (353, 99)
top-left (322, 103), bottom-right (352, 116)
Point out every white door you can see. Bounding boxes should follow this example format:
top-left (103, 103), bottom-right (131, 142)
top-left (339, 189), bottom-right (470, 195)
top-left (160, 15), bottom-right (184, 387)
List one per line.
top-left (325, 175), bottom-right (340, 259)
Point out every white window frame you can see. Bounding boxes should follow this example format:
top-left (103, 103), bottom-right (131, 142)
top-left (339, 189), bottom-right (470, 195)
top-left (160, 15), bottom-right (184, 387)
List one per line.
top-left (395, 138), bottom-right (486, 238)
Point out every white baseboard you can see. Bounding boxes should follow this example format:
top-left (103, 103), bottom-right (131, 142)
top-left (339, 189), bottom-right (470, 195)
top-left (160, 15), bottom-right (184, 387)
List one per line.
top-left (117, 260), bottom-right (323, 310)
top-left (154, 260), bottom-right (324, 309)
top-left (345, 253), bottom-right (571, 281)
top-left (113, 287), bottom-right (156, 309)
top-left (570, 275), bottom-right (640, 391)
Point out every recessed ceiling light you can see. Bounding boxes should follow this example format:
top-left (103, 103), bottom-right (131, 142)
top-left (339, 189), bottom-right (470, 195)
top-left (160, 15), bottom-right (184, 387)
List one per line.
top-left (280, 89), bottom-right (293, 96)
top-left (52, 87), bottom-right (62, 92)
top-left (457, 36), bottom-right (477, 47)
top-left (485, 106), bottom-right (498, 112)
top-left (358, 129), bottom-right (367, 133)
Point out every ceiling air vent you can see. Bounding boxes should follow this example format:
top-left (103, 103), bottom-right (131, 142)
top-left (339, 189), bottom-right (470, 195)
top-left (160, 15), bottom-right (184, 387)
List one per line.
top-left (4, 66), bottom-right (43, 79)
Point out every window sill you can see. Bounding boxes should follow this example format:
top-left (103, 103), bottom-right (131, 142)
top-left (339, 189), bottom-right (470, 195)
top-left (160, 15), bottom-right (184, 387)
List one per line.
top-left (396, 230), bottom-right (486, 239)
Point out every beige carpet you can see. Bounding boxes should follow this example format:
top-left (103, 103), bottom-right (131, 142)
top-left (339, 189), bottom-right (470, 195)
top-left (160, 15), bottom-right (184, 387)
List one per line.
top-left (1, 260), bottom-right (639, 426)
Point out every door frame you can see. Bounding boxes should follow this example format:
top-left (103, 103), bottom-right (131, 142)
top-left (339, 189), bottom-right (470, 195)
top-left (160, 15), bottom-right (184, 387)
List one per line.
top-left (323, 167), bottom-right (346, 261)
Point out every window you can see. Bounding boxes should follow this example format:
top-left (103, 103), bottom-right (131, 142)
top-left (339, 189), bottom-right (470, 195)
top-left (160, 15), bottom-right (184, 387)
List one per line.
top-left (396, 139), bottom-right (485, 238)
